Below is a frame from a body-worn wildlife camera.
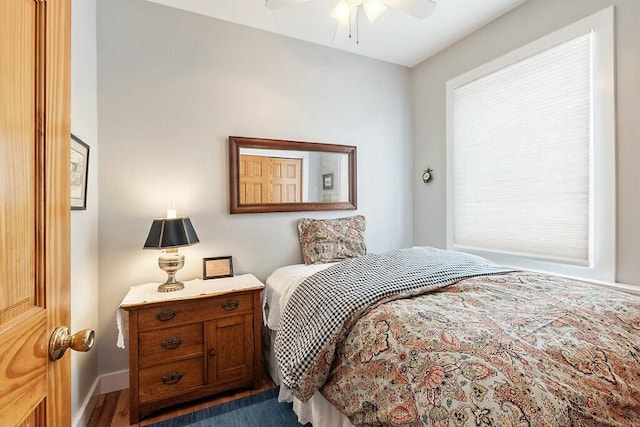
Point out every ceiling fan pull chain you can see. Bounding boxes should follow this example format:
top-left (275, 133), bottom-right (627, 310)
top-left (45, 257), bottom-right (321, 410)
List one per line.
top-left (356, 5), bottom-right (360, 44)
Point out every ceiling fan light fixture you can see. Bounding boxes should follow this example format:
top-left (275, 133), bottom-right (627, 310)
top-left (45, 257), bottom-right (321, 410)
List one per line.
top-left (363, 0), bottom-right (387, 23)
top-left (330, 0), bottom-right (352, 26)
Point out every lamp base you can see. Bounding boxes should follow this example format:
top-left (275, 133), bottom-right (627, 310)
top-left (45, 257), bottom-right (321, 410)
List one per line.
top-left (157, 249), bottom-right (186, 293)
top-left (157, 280), bottom-right (185, 293)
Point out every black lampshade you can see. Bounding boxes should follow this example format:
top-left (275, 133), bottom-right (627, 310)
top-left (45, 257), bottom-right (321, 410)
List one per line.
top-left (143, 217), bottom-right (199, 249)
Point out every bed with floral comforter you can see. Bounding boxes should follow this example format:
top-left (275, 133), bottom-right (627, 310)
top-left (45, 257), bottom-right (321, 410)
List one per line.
top-left (275, 249), bottom-right (640, 426)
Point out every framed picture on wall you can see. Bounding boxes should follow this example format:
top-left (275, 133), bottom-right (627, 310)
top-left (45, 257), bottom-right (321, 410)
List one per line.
top-left (322, 173), bottom-right (334, 190)
top-left (71, 134), bottom-right (90, 210)
top-left (203, 256), bottom-right (234, 279)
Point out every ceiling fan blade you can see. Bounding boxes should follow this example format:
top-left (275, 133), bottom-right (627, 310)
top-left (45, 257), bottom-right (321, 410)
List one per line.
top-left (265, 0), bottom-right (311, 9)
top-left (383, 0), bottom-right (436, 19)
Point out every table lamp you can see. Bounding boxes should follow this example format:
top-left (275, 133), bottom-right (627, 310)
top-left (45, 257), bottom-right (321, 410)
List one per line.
top-left (143, 216), bottom-right (199, 292)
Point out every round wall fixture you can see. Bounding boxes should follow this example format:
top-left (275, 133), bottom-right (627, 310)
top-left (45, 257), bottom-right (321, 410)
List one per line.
top-left (422, 168), bottom-right (433, 183)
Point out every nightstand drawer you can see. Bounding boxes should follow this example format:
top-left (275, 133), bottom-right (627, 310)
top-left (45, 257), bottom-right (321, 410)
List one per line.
top-left (137, 294), bottom-right (254, 330)
top-left (209, 293), bottom-right (254, 317)
top-left (139, 323), bottom-right (203, 367)
top-left (138, 299), bottom-right (203, 330)
top-left (139, 358), bottom-right (204, 403)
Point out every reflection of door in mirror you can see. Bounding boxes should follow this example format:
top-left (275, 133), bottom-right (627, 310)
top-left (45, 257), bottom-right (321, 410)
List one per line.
top-left (239, 155), bottom-right (302, 204)
top-left (229, 136), bottom-right (357, 214)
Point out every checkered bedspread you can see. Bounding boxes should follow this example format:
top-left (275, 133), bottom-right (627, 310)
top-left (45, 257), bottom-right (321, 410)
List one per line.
top-left (274, 246), bottom-right (513, 400)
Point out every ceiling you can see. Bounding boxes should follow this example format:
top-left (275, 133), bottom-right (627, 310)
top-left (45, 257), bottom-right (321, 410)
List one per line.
top-left (144, 0), bottom-right (528, 67)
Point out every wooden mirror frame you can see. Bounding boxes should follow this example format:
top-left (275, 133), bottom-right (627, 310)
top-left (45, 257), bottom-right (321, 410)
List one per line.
top-left (229, 136), bottom-right (357, 214)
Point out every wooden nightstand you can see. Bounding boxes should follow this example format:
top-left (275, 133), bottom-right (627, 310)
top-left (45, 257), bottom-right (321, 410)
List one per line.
top-left (119, 275), bottom-right (264, 424)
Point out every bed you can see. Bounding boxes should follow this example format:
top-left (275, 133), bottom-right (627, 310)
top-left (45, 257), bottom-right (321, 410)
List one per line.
top-left (263, 217), bottom-right (640, 426)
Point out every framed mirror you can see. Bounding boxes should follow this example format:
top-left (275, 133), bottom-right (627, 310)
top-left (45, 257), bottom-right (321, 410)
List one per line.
top-left (229, 136), bottom-right (357, 214)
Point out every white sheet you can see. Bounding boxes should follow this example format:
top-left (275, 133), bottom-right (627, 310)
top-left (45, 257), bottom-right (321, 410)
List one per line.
top-left (263, 263), bottom-right (354, 427)
top-left (265, 327), bottom-right (354, 427)
top-left (263, 263), bottom-right (334, 330)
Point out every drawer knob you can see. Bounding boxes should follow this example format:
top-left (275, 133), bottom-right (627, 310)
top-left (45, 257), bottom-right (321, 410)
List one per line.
top-left (222, 299), bottom-right (239, 311)
top-left (210, 349), bottom-right (216, 357)
top-left (161, 372), bottom-right (183, 385)
top-left (161, 337), bottom-right (182, 350)
top-left (156, 309), bottom-right (176, 321)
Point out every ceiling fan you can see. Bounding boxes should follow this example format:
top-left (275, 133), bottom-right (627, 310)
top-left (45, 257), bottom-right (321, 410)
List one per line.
top-left (265, 0), bottom-right (437, 26)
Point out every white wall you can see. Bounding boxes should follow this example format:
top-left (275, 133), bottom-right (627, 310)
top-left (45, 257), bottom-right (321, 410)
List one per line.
top-left (411, 0), bottom-right (640, 285)
top-left (71, 0), bottom-right (99, 422)
top-left (96, 0), bottom-right (413, 376)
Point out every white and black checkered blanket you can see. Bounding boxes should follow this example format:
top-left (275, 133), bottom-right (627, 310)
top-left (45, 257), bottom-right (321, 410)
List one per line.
top-left (274, 246), bottom-right (513, 400)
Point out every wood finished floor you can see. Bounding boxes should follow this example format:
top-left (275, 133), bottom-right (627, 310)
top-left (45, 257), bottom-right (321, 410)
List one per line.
top-left (88, 370), bottom-right (276, 427)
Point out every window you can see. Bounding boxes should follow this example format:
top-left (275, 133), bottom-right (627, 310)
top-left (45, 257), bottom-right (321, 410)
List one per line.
top-left (446, 7), bottom-right (615, 282)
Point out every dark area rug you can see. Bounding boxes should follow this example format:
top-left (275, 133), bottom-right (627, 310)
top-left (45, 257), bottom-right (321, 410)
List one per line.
top-left (148, 387), bottom-right (312, 427)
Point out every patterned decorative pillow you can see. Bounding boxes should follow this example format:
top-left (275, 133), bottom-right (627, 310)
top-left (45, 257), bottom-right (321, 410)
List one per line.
top-left (298, 215), bottom-right (366, 265)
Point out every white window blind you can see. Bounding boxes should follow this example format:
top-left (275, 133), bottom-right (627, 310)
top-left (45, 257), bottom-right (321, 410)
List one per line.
top-left (451, 33), bottom-right (593, 265)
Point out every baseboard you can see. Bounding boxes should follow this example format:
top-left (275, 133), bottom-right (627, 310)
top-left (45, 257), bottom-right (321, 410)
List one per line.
top-left (72, 370), bottom-right (129, 427)
top-left (98, 369), bottom-right (129, 395)
top-left (72, 376), bottom-right (100, 427)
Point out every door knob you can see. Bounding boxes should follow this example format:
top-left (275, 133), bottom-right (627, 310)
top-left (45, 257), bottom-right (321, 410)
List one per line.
top-left (48, 326), bottom-right (95, 361)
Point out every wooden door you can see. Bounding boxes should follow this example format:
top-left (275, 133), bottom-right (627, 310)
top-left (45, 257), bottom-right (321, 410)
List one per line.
top-left (0, 0), bottom-right (71, 426)
top-left (238, 155), bottom-right (302, 204)
top-left (238, 155), bottom-right (268, 204)
top-left (270, 157), bottom-right (302, 203)
top-left (206, 314), bottom-right (254, 384)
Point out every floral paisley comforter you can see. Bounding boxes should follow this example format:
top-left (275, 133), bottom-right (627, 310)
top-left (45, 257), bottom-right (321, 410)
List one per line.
top-left (320, 272), bottom-right (640, 426)
top-left (276, 247), bottom-right (512, 399)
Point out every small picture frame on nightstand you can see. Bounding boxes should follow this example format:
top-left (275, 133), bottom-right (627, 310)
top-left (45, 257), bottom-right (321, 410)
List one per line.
top-left (203, 256), bottom-right (234, 279)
